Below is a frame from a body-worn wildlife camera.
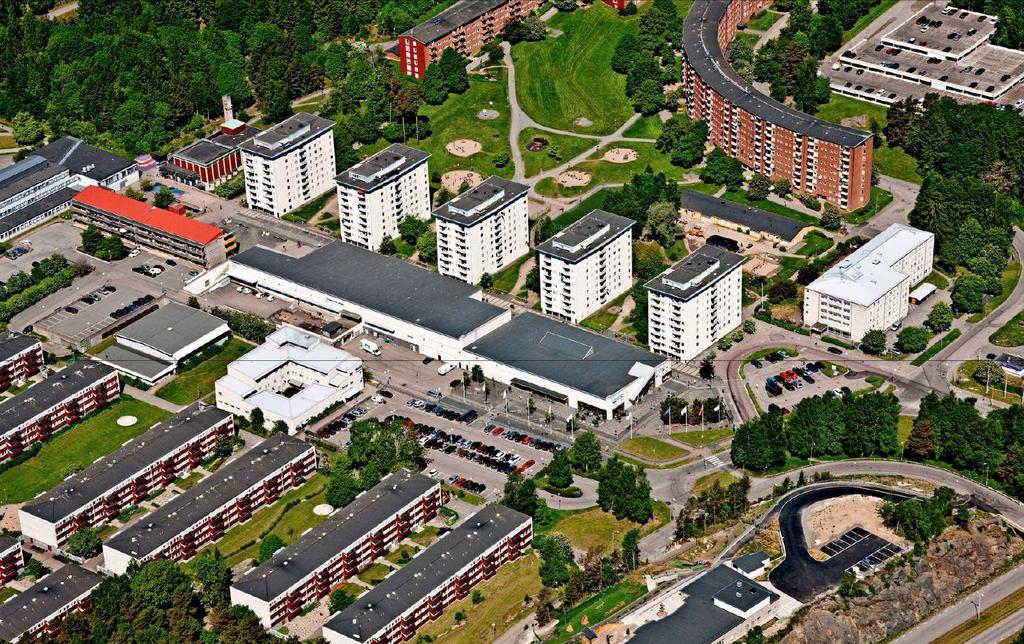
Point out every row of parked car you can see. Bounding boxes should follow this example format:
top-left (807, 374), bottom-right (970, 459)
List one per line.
top-left (446, 474), bottom-right (486, 495)
top-left (483, 423), bottom-right (566, 453)
top-left (405, 399), bottom-right (479, 423)
top-left (764, 362), bottom-right (827, 396)
top-left (5, 245), bottom-right (29, 260)
top-left (411, 422), bottom-right (535, 475)
top-left (316, 406), bottom-right (368, 438)
top-left (111, 293), bottom-right (154, 320)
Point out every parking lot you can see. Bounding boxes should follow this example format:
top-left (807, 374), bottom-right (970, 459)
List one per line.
top-left (35, 285), bottom-right (154, 344)
top-left (743, 350), bottom-right (874, 412)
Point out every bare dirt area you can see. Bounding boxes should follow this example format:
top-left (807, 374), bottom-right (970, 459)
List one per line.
top-left (556, 170), bottom-right (591, 187)
top-left (802, 495), bottom-right (909, 558)
top-left (441, 170), bottom-right (483, 193)
top-left (445, 139), bottom-right (482, 157)
top-left (602, 147), bottom-right (639, 163)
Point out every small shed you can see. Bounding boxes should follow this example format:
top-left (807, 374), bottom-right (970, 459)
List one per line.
top-left (909, 282), bottom-right (937, 305)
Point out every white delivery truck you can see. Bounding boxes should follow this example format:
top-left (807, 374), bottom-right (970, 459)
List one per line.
top-left (360, 339), bottom-right (381, 356)
top-left (437, 363), bottom-right (456, 376)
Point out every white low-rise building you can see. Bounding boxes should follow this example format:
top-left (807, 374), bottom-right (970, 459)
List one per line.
top-left (215, 326), bottom-right (363, 433)
top-left (434, 176), bottom-right (530, 285)
top-left (240, 113), bottom-right (336, 217)
top-left (646, 245), bottom-right (744, 361)
top-left (335, 144), bottom-right (431, 251)
top-left (803, 223), bottom-right (934, 341)
top-left (537, 209), bottom-right (634, 324)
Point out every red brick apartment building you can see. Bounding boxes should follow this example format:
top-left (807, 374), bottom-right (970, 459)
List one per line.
top-left (0, 565), bottom-right (101, 643)
top-left (19, 404), bottom-right (233, 551)
top-left (397, 0), bottom-right (541, 78)
top-left (682, 0), bottom-right (874, 211)
top-left (0, 360), bottom-right (119, 464)
top-left (0, 537), bottom-right (23, 584)
top-left (323, 504), bottom-right (533, 644)
top-left (230, 469), bottom-right (441, 627)
top-left (102, 434), bottom-right (316, 575)
top-left (165, 119), bottom-right (259, 190)
top-left (0, 331), bottom-right (43, 392)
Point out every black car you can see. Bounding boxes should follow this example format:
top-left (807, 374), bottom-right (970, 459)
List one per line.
top-left (165, 259), bottom-right (177, 266)
top-left (422, 357), bottom-right (433, 365)
top-left (64, 306), bottom-right (79, 314)
top-left (379, 390), bottom-right (394, 399)
top-left (750, 359), bottom-right (763, 369)
top-left (827, 346), bottom-right (844, 355)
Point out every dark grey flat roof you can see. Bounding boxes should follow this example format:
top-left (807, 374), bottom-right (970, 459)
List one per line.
top-left (434, 176), bottom-right (529, 226)
top-left (113, 303), bottom-right (228, 358)
top-left (208, 124), bottom-right (260, 149)
top-left (0, 536), bottom-right (18, 553)
top-left (0, 565), bottom-right (101, 642)
top-left (632, 565), bottom-right (778, 644)
top-left (174, 139), bottom-right (234, 166)
top-left (645, 245), bottom-right (744, 302)
top-left (0, 187), bottom-right (78, 236)
top-left (335, 144), bottom-right (430, 192)
top-left (536, 210), bottom-right (634, 263)
top-left (233, 242), bottom-right (507, 339)
top-left (240, 113), bottom-right (334, 160)
top-left (468, 313), bottom-right (666, 399)
top-left (679, 189), bottom-right (808, 242)
top-left (0, 360), bottom-right (116, 437)
top-left (94, 344), bottom-right (174, 381)
top-left (105, 434), bottom-right (312, 560)
top-left (732, 549), bottom-right (769, 574)
top-left (21, 403), bottom-right (230, 524)
top-left (402, 0), bottom-right (508, 44)
top-left (36, 137), bottom-right (135, 183)
top-left (325, 504), bottom-right (530, 642)
top-left (233, 469), bottom-right (438, 601)
top-left (0, 331), bottom-right (39, 364)
top-left (0, 158), bottom-right (68, 204)
top-left (685, 1), bottom-right (871, 148)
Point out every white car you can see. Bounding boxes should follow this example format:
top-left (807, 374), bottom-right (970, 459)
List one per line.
top-left (371, 394), bottom-right (385, 404)
top-left (266, 295), bottom-right (275, 302)
top-left (255, 292), bottom-right (264, 299)
top-left (129, 249), bottom-right (141, 258)
top-left (437, 363), bottom-right (456, 376)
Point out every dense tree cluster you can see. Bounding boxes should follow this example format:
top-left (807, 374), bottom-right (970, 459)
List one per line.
top-left (785, 392), bottom-right (900, 459)
top-left (596, 456), bottom-right (654, 523)
top-left (604, 167), bottom-right (680, 235)
top-left (880, 486), bottom-right (956, 547)
top-left (502, 470), bottom-right (541, 517)
top-left (675, 475), bottom-right (750, 539)
top-left (80, 225), bottom-right (127, 261)
top-left (699, 148), bottom-right (745, 190)
top-left (610, 0), bottom-right (682, 114)
top-left (324, 417), bottom-right (424, 509)
top-left (0, 254), bottom-right (83, 324)
top-left (209, 307), bottom-right (276, 343)
top-left (655, 116), bottom-right (709, 168)
top-left (730, 410), bottom-right (787, 471)
top-left (964, 0), bottom-right (1024, 49)
top-left (533, 531), bottom-right (639, 613)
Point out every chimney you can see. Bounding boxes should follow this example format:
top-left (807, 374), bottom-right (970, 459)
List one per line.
top-left (222, 95), bottom-right (234, 123)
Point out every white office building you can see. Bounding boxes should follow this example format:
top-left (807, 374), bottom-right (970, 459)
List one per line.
top-left (335, 144), bottom-right (431, 251)
top-left (803, 223), bottom-right (934, 341)
top-left (536, 210), bottom-right (634, 324)
top-left (434, 176), bottom-right (529, 285)
top-left (646, 245), bottom-right (744, 361)
top-left (215, 326), bottom-right (363, 433)
top-left (240, 113), bottom-right (336, 217)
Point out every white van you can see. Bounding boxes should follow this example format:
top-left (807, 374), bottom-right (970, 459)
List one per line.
top-left (360, 339), bottom-right (381, 356)
top-left (437, 362), bottom-right (456, 376)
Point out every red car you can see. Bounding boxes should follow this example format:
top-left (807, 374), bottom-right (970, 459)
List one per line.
top-left (491, 426), bottom-right (504, 435)
top-left (521, 436), bottom-right (532, 445)
top-left (517, 459), bottom-right (535, 473)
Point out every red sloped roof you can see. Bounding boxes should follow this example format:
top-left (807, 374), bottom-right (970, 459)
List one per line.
top-left (72, 186), bottom-right (224, 245)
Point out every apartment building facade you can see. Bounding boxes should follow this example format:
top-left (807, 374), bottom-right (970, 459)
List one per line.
top-left (323, 504), bottom-right (533, 644)
top-left (102, 434), bottom-right (315, 575)
top-left (335, 144), bottom-right (431, 251)
top-left (0, 537), bottom-right (23, 585)
top-left (646, 245), bottom-right (744, 361)
top-left (434, 176), bottom-right (530, 285)
top-left (72, 186), bottom-right (236, 267)
top-left (804, 223), bottom-right (934, 341)
top-left (241, 113), bottom-right (336, 217)
top-left (0, 331), bottom-right (44, 393)
top-left (536, 210), bottom-right (634, 324)
top-left (0, 565), bottom-right (101, 643)
top-left (19, 404), bottom-right (233, 550)
top-left (682, 0), bottom-right (873, 212)
top-left (0, 361), bottom-right (119, 464)
top-left (397, 0), bottom-right (542, 78)
top-left (231, 470), bottom-right (440, 627)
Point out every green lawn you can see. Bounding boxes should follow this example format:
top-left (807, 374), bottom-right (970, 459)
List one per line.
top-left (796, 230), bottom-right (834, 256)
top-left (174, 471), bottom-right (204, 491)
top-left (692, 471), bottom-right (740, 495)
top-left (394, 238), bottom-right (416, 258)
top-left (519, 128), bottom-right (595, 178)
top-left (155, 337), bottom-right (253, 405)
top-left (358, 562), bottom-right (392, 586)
top-left (843, 0), bottom-right (900, 43)
top-left (0, 398), bottom-right (171, 503)
top-left (545, 503), bottom-right (670, 554)
top-left (491, 253), bottom-right (532, 293)
top-left (680, 181), bottom-right (724, 195)
top-left (409, 525), bottom-right (440, 548)
top-left (671, 427), bottom-right (732, 448)
top-left (897, 415), bottom-right (914, 445)
top-left (0, 134), bottom-right (16, 150)
top-left (550, 189), bottom-right (611, 233)
top-left (512, 2), bottom-right (637, 134)
top-left (968, 261), bottom-right (1021, 323)
top-left (417, 72), bottom-right (513, 180)
top-left (443, 482), bottom-right (486, 506)
top-left (814, 94), bottom-right (922, 183)
top-left (722, 189), bottom-right (819, 225)
top-left (845, 187), bottom-right (894, 225)
top-left (733, 32), bottom-right (760, 49)
top-left (874, 144), bottom-right (922, 184)
top-left (622, 114), bottom-right (664, 139)
top-left (744, 10), bottom-right (782, 31)
top-left (991, 309), bottom-right (1024, 347)
top-left (618, 436), bottom-right (689, 463)
top-left (535, 141), bottom-right (684, 198)
top-left (0, 587), bottom-right (18, 603)
top-left (580, 290), bottom-right (629, 333)
top-left (924, 271), bottom-right (950, 290)
top-left (550, 581), bottom-right (647, 644)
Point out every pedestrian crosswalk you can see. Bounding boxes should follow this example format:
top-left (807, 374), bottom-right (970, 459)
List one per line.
top-left (705, 454), bottom-right (725, 468)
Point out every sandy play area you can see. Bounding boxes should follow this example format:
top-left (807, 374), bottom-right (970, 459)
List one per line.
top-left (477, 109), bottom-right (499, 120)
top-left (556, 171), bottom-right (591, 187)
top-left (603, 147), bottom-right (639, 163)
top-left (446, 139), bottom-right (482, 157)
top-left (574, 117), bottom-right (593, 127)
top-left (802, 495), bottom-right (910, 554)
top-left (442, 170), bottom-right (483, 193)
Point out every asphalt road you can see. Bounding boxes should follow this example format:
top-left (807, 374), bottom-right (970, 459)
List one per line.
top-left (768, 484), bottom-right (907, 601)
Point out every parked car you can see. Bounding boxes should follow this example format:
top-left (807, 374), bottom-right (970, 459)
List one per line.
top-left (827, 346), bottom-right (844, 355)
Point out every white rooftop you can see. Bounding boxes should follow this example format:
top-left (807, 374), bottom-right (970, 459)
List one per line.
top-left (807, 224), bottom-right (933, 306)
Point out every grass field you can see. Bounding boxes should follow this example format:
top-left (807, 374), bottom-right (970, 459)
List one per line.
top-left (545, 503), bottom-right (671, 554)
top-left (0, 134), bottom-right (16, 150)
top-left (722, 189), bottom-right (819, 225)
top-left (155, 337), bottom-right (253, 405)
top-left (873, 144), bottom-right (923, 184)
top-left (512, 2), bottom-right (637, 134)
top-left (897, 415), bottom-right (914, 445)
top-left (418, 72), bottom-right (514, 180)
top-left (0, 398), bottom-right (171, 503)
top-left (843, 0), bottom-right (900, 43)
top-left (618, 436), bottom-right (689, 463)
top-left (491, 253), bottom-right (532, 294)
top-left (535, 141), bottom-right (682, 198)
top-left (409, 525), bottom-right (440, 548)
top-left (671, 427), bottom-right (733, 448)
top-left (0, 587), bottom-right (18, 603)
top-left (968, 261), bottom-right (1021, 323)
top-left (680, 181), bottom-right (724, 195)
top-left (911, 328), bottom-right (962, 366)
top-left (693, 471), bottom-right (740, 495)
top-left (814, 94), bottom-right (922, 183)
top-left (623, 114), bottom-right (664, 139)
top-left (796, 230), bottom-right (834, 257)
top-left (580, 290), bottom-right (629, 333)
top-left (550, 580), bottom-right (647, 644)
top-left (733, 32), bottom-right (760, 49)
top-left (175, 471), bottom-right (204, 491)
top-left (415, 554), bottom-right (542, 644)
top-left (519, 128), bottom-right (595, 178)
top-left (846, 187), bottom-right (894, 225)
top-left (358, 562), bottom-right (392, 586)
top-left (744, 10), bottom-right (783, 31)
top-left (924, 271), bottom-right (950, 290)
top-left (550, 189), bottom-right (611, 233)
top-left (991, 309), bottom-right (1024, 347)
